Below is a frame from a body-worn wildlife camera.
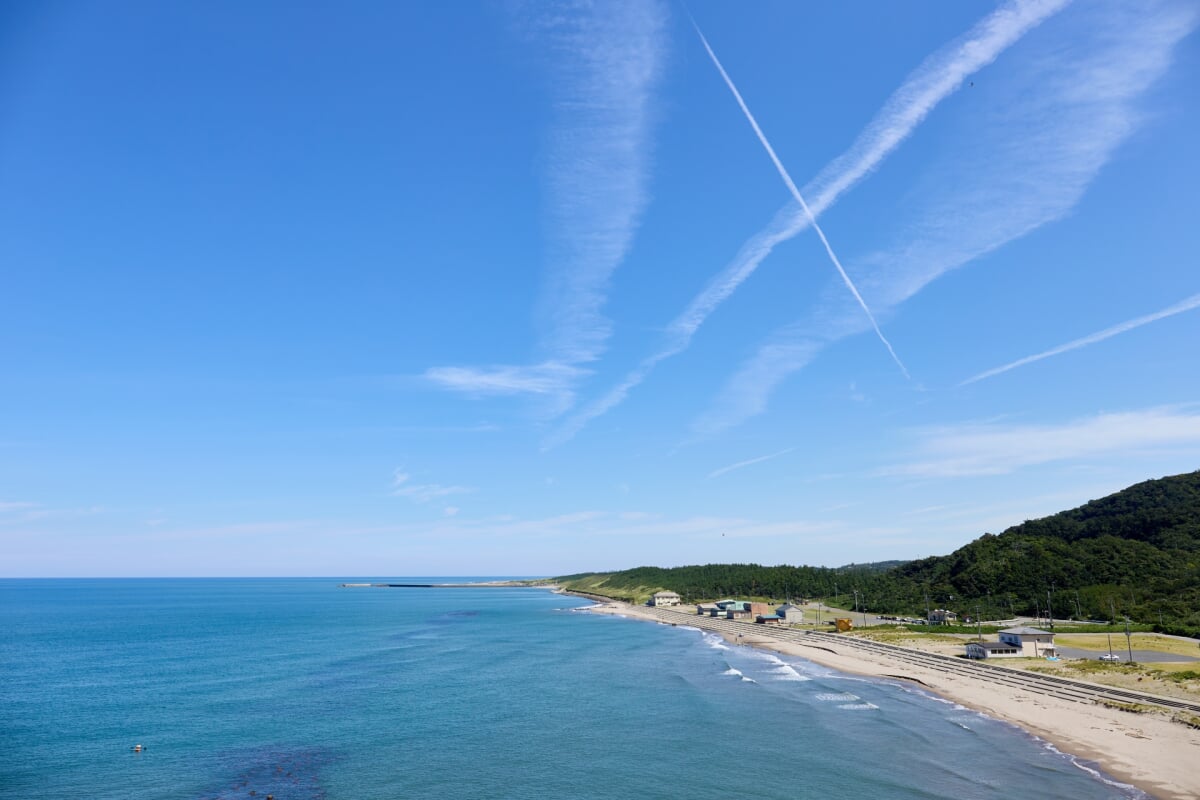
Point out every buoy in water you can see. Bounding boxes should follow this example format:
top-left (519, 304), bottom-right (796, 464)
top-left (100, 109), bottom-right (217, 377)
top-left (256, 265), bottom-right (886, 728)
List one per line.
top-left (131, 744), bottom-right (144, 753)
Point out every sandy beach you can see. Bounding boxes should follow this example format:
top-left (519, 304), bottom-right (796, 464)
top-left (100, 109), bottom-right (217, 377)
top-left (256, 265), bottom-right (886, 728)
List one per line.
top-left (580, 598), bottom-right (1200, 800)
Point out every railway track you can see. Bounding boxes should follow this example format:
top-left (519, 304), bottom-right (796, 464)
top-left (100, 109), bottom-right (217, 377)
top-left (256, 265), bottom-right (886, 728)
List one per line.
top-left (619, 604), bottom-right (1200, 716)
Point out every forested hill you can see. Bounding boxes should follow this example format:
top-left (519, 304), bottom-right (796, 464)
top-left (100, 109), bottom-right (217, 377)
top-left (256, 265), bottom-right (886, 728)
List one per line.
top-left (557, 470), bottom-right (1200, 635)
top-left (891, 470), bottom-right (1200, 629)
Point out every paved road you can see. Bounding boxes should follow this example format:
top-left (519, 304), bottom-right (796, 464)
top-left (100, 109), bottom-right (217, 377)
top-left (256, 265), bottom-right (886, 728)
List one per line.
top-left (1056, 645), bottom-right (1199, 663)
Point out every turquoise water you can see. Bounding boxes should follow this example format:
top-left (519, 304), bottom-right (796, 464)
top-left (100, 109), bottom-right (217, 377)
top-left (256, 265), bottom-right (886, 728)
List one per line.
top-left (0, 579), bottom-right (1146, 799)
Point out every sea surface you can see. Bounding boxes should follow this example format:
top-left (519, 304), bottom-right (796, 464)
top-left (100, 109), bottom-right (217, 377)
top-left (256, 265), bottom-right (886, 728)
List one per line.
top-left (0, 579), bottom-right (1148, 799)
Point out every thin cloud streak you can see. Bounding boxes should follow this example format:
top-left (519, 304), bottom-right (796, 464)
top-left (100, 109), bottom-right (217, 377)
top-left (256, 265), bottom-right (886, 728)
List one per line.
top-left (962, 292), bottom-right (1200, 385)
top-left (708, 447), bottom-right (795, 479)
top-left (392, 470), bottom-right (472, 503)
top-left (425, 1), bottom-right (668, 405)
top-left (702, 1), bottom-right (1197, 433)
top-left (690, 19), bottom-right (909, 379)
top-left (549, 0), bottom-right (1065, 446)
top-left (881, 406), bottom-right (1200, 478)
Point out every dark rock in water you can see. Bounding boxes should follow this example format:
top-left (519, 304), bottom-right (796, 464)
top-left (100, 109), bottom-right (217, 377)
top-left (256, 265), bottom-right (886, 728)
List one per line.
top-left (197, 746), bottom-right (337, 800)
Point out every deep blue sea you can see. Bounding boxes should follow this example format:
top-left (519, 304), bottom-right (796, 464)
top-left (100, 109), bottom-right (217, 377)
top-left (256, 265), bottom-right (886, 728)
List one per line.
top-left (0, 579), bottom-right (1147, 799)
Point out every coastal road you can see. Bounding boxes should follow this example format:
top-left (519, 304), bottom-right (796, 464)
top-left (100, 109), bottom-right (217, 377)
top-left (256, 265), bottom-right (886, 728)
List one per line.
top-left (617, 603), bottom-right (1200, 717)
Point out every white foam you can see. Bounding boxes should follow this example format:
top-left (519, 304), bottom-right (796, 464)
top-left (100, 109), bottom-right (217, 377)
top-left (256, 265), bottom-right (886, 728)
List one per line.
top-left (704, 633), bottom-right (730, 651)
top-left (838, 702), bottom-right (879, 710)
top-left (768, 665), bottom-right (811, 682)
top-left (722, 667), bottom-right (743, 677)
top-left (815, 692), bottom-right (860, 702)
top-left (1065, 752), bottom-right (1151, 798)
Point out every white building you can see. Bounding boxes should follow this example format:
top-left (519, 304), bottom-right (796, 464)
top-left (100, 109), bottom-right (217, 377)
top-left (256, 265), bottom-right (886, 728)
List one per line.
top-left (966, 626), bottom-right (1056, 659)
top-left (649, 591), bottom-right (681, 607)
top-left (965, 641), bottom-right (1022, 659)
top-left (998, 626), bottom-right (1056, 656)
top-left (928, 608), bottom-right (958, 625)
top-left (776, 604), bottom-right (804, 624)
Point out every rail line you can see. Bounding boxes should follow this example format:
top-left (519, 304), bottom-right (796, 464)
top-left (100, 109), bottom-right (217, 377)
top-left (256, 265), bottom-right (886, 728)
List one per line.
top-left (611, 604), bottom-right (1200, 716)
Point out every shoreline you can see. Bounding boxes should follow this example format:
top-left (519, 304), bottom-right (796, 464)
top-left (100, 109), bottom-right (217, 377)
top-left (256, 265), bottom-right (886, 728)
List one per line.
top-left (575, 596), bottom-right (1200, 800)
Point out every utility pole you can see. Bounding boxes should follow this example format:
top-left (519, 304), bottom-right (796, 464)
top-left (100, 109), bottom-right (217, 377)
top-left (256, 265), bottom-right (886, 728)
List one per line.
top-left (1046, 589), bottom-right (1054, 630)
top-left (975, 605), bottom-right (983, 641)
top-left (1125, 617), bottom-right (1135, 665)
top-left (1073, 592), bottom-right (1081, 621)
top-left (924, 589), bottom-right (931, 624)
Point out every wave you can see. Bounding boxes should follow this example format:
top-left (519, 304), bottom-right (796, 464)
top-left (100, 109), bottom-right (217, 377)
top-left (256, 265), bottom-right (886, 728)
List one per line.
top-left (703, 633), bottom-right (729, 651)
top-left (767, 665), bottom-right (811, 682)
top-left (837, 702), bottom-right (879, 710)
top-left (815, 692), bottom-right (860, 702)
top-left (1064, 751), bottom-right (1151, 799)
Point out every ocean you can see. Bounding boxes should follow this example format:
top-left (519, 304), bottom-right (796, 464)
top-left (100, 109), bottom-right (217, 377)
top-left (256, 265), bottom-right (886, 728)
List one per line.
top-left (0, 579), bottom-right (1146, 799)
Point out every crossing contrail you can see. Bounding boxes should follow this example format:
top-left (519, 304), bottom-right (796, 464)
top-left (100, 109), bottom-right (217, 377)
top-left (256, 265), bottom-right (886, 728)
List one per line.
top-left (691, 19), bottom-right (910, 379)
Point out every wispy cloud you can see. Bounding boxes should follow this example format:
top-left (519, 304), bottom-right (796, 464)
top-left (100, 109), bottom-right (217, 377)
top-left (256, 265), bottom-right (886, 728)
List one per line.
top-left (0, 501), bottom-right (105, 525)
top-left (708, 447), bottom-right (795, 479)
top-left (392, 469), bottom-right (472, 503)
top-left (425, 1), bottom-right (668, 406)
top-left (424, 362), bottom-right (587, 412)
top-left (962, 292), bottom-right (1200, 385)
top-left (881, 405), bottom-right (1200, 478)
top-left (702, 0), bottom-right (1197, 433)
top-left (549, 0), bottom-right (1065, 446)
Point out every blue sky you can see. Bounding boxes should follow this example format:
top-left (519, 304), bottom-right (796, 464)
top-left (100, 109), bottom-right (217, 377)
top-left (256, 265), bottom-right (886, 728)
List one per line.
top-left (3, 0), bottom-right (1199, 577)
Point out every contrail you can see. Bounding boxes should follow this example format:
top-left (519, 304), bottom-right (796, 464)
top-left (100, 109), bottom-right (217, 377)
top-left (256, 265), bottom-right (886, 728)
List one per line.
top-left (708, 447), bottom-right (796, 479)
top-left (690, 19), bottom-right (910, 379)
top-left (961, 291), bottom-right (1200, 385)
top-left (544, 0), bottom-right (1068, 448)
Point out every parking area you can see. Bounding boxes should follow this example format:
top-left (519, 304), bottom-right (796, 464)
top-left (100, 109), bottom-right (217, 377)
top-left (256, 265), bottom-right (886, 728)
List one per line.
top-left (1055, 645), bottom-right (1200, 663)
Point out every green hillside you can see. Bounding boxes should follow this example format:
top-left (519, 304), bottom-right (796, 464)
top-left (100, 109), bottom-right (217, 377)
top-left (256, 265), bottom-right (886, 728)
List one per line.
top-left (557, 470), bottom-right (1200, 636)
top-left (889, 471), bottom-right (1200, 632)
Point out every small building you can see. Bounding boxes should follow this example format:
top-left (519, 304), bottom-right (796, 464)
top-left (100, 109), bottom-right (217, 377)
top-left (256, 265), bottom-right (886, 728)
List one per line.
top-left (649, 591), bottom-right (681, 607)
top-left (928, 609), bottom-right (958, 625)
top-left (998, 626), bottom-right (1056, 657)
top-left (776, 604), bottom-right (804, 624)
top-left (755, 614), bottom-right (783, 625)
top-left (965, 641), bottom-right (1022, 659)
top-left (695, 603), bottom-right (721, 616)
top-left (725, 607), bottom-right (753, 620)
top-left (748, 602), bottom-right (772, 617)
top-left (965, 627), bottom-right (1056, 659)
